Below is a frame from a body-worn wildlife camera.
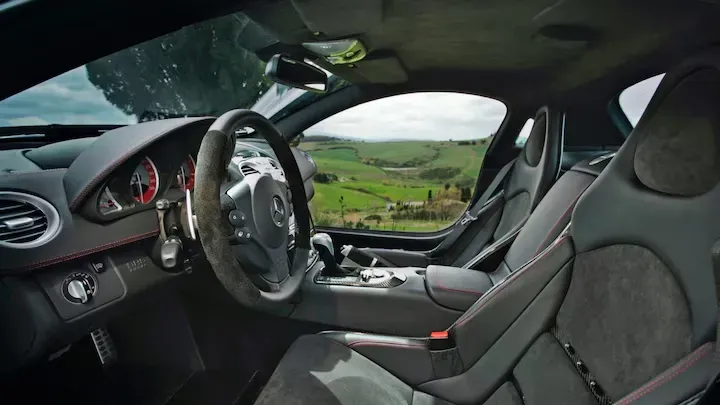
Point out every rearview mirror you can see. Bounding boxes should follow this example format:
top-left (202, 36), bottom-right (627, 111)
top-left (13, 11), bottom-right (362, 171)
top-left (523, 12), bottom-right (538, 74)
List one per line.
top-left (265, 55), bottom-right (328, 93)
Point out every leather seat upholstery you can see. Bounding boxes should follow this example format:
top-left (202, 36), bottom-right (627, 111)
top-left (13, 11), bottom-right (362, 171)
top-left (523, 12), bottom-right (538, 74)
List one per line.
top-left (255, 53), bottom-right (720, 405)
top-left (363, 106), bottom-right (563, 268)
top-left (424, 154), bottom-right (613, 311)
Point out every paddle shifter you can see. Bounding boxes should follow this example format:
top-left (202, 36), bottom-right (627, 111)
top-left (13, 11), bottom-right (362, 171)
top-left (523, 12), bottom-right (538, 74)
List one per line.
top-left (311, 233), bottom-right (351, 275)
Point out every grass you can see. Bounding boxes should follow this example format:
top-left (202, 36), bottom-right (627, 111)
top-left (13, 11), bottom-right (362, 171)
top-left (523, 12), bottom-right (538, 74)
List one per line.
top-left (302, 138), bottom-right (490, 232)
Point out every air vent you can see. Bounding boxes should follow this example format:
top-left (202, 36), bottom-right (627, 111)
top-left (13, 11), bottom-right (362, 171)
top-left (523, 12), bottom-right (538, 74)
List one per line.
top-left (240, 165), bottom-right (259, 176)
top-left (0, 192), bottom-right (60, 248)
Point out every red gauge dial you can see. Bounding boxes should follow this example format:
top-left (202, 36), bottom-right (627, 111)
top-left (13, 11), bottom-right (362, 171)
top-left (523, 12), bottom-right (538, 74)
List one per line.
top-left (130, 157), bottom-right (159, 204)
top-left (175, 155), bottom-right (196, 191)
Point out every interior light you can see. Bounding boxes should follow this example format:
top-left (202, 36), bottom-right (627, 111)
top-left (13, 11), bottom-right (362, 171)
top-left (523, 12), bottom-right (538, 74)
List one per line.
top-left (302, 39), bottom-right (367, 65)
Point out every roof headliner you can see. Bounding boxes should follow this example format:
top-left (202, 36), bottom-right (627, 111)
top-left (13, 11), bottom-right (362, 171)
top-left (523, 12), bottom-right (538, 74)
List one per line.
top-left (2, 0), bottom-right (720, 106)
top-left (248, 0), bottom-right (720, 102)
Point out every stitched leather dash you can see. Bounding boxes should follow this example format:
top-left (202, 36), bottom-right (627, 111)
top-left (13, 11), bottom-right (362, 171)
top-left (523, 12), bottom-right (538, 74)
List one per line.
top-left (16, 230), bottom-right (159, 271)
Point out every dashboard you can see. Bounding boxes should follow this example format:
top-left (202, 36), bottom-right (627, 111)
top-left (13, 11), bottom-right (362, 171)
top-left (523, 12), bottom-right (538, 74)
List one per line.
top-left (0, 118), bottom-right (317, 373)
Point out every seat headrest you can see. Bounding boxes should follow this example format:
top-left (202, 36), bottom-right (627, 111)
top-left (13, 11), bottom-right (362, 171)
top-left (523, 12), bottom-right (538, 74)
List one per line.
top-left (523, 112), bottom-right (547, 167)
top-left (633, 69), bottom-right (720, 196)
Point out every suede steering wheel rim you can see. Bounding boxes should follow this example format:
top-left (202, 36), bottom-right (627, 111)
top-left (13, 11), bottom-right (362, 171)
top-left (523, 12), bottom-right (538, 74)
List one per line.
top-left (194, 110), bottom-right (311, 308)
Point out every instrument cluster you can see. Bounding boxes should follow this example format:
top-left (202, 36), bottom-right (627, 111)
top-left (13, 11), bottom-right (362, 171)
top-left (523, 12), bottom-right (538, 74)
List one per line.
top-left (96, 154), bottom-right (197, 217)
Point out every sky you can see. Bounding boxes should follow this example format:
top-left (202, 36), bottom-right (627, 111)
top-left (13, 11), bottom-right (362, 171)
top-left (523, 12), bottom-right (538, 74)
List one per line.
top-left (0, 66), bottom-right (663, 140)
top-left (0, 67), bottom-right (136, 127)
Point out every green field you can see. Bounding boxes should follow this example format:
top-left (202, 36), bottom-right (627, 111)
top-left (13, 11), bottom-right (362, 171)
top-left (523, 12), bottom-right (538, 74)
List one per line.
top-left (303, 138), bottom-right (491, 232)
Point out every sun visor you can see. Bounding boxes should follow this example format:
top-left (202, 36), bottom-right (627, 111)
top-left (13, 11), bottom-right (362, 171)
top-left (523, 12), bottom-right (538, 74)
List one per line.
top-left (291, 0), bottom-right (383, 37)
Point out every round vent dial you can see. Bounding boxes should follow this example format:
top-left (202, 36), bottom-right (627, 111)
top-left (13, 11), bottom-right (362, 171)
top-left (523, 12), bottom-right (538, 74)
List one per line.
top-left (0, 192), bottom-right (61, 248)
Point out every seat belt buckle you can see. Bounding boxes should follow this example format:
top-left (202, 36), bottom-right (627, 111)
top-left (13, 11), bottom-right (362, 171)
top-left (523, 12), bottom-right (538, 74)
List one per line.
top-left (460, 211), bottom-right (477, 226)
top-left (429, 330), bottom-right (455, 351)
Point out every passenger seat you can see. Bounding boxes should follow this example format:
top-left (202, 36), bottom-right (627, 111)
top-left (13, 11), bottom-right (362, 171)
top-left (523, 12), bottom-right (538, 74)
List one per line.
top-left (343, 106), bottom-right (563, 268)
top-left (424, 153), bottom-right (615, 310)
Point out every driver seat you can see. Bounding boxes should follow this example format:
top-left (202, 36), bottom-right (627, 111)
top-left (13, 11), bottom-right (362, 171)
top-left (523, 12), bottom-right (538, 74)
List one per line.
top-left (254, 53), bottom-right (720, 405)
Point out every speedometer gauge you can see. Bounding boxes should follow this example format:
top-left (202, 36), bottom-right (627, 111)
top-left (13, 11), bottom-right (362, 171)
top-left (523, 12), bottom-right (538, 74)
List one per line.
top-left (174, 155), bottom-right (196, 191)
top-left (130, 157), bottom-right (159, 204)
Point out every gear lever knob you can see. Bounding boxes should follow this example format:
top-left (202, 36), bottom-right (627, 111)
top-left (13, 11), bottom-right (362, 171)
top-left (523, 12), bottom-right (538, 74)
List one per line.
top-left (311, 233), bottom-right (350, 275)
top-left (311, 233), bottom-right (335, 257)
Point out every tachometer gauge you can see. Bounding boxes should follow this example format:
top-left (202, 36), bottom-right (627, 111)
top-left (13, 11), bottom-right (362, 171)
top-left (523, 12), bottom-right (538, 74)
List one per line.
top-left (130, 157), bottom-right (159, 204)
top-left (174, 155), bottom-right (196, 191)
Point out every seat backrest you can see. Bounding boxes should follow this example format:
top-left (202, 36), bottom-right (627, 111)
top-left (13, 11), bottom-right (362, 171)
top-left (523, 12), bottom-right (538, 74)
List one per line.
top-left (421, 53), bottom-right (720, 405)
top-left (490, 154), bottom-right (613, 278)
top-left (447, 106), bottom-right (563, 266)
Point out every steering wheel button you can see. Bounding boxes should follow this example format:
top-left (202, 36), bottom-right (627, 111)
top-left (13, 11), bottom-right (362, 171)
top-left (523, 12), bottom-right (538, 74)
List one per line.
top-left (235, 228), bottom-right (252, 243)
top-left (229, 210), bottom-right (246, 226)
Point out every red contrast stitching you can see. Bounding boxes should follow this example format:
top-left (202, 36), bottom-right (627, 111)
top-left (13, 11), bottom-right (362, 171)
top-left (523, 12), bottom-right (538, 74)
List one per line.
top-left (69, 139), bottom-right (159, 210)
top-left (533, 185), bottom-right (589, 256)
top-left (19, 230), bottom-right (159, 270)
top-left (0, 168), bottom-right (67, 177)
top-left (614, 343), bottom-right (713, 405)
top-left (348, 341), bottom-right (427, 350)
top-left (434, 283), bottom-right (484, 296)
top-left (454, 236), bottom-right (568, 328)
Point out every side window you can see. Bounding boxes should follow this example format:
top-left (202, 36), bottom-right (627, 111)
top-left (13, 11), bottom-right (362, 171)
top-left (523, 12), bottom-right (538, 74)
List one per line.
top-left (301, 92), bottom-right (507, 232)
top-left (515, 118), bottom-right (535, 147)
top-left (619, 73), bottom-right (665, 127)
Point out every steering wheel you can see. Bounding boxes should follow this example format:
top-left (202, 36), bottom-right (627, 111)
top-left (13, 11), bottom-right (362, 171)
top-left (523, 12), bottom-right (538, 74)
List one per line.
top-left (193, 110), bottom-right (311, 308)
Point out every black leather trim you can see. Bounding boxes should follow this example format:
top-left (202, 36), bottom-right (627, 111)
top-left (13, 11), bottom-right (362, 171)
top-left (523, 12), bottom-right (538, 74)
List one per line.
top-left (419, 260), bottom-right (574, 404)
top-left (425, 265), bottom-right (493, 311)
top-left (0, 149), bottom-right (41, 174)
top-left (450, 235), bottom-right (574, 366)
top-left (64, 118), bottom-right (213, 211)
top-left (0, 170), bottom-right (159, 272)
top-left (613, 343), bottom-right (715, 405)
top-left (24, 138), bottom-right (96, 169)
top-left (320, 331), bottom-right (436, 386)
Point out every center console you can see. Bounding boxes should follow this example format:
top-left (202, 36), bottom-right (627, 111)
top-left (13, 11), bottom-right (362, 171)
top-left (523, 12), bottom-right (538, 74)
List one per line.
top-left (290, 234), bottom-right (490, 336)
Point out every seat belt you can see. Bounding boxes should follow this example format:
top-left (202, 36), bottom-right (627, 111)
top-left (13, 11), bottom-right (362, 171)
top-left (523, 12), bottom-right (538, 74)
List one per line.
top-left (429, 159), bottom-right (515, 261)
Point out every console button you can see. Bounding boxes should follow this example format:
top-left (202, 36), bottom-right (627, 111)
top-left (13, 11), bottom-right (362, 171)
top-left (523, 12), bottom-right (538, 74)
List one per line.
top-left (90, 260), bottom-right (106, 273)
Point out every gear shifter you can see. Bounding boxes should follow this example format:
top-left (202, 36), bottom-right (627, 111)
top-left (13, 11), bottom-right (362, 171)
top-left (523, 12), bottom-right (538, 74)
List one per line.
top-left (311, 233), bottom-right (352, 275)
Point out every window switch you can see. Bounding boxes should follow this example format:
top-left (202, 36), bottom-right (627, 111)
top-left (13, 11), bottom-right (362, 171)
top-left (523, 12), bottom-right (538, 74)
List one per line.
top-left (90, 260), bottom-right (106, 273)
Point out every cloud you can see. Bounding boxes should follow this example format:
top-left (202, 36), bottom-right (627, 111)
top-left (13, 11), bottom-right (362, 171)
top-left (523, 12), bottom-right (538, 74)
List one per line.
top-left (307, 92), bottom-right (508, 141)
top-left (0, 67), bottom-right (136, 127)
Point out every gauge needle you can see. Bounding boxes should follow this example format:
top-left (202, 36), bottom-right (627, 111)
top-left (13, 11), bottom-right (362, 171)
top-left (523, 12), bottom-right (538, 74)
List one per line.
top-left (134, 172), bottom-right (144, 203)
top-left (180, 166), bottom-right (186, 190)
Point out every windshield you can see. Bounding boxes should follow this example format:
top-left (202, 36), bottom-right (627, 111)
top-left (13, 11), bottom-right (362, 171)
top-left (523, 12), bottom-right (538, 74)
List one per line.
top-left (0, 12), bottom-right (335, 129)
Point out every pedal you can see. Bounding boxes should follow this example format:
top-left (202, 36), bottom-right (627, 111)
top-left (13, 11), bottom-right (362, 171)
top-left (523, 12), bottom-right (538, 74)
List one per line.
top-left (90, 328), bottom-right (117, 366)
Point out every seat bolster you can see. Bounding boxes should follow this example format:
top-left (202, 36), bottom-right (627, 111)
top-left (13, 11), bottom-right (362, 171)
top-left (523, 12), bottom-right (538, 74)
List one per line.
top-left (321, 331), bottom-right (436, 386)
top-left (450, 235), bottom-right (575, 366)
top-left (613, 342), bottom-right (715, 405)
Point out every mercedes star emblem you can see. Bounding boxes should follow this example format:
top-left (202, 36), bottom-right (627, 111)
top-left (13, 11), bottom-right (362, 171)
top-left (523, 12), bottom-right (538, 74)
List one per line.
top-left (271, 196), bottom-right (285, 226)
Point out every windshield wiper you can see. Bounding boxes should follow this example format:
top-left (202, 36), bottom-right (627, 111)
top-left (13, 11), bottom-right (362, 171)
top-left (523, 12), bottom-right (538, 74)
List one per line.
top-left (0, 124), bottom-right (124, 141)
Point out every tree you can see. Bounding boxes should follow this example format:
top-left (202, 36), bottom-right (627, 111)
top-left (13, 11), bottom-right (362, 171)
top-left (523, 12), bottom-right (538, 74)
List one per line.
top-left (339, 196), bottom-right (347, 224)
top-left (86, 13), bottom-right (272, 120)
top-left (460, 187), bottom-right (472, 202)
